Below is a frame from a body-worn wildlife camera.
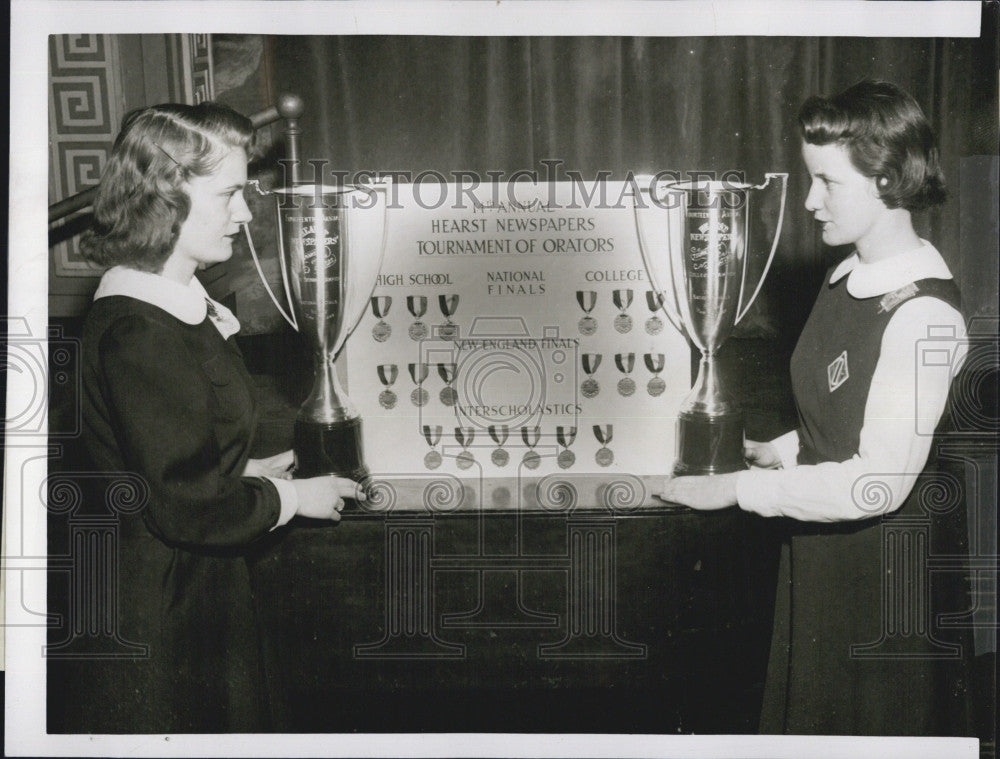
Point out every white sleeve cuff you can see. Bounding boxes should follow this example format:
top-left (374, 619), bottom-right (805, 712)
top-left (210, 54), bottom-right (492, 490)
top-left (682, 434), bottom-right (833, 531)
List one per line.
top-left (769, 429), bottom-right (801, 470)
top-left (265, 476), bottom-right (299, 530)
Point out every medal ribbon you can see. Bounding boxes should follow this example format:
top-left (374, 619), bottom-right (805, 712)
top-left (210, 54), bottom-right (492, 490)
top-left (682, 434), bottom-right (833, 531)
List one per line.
top-left (439, 294), bottom-right (460, 318)
top-left (614, 352), bottom-right (635, 374)
top-left (377, 364), bottom-right (398, 386)
top-left (437, 363), bottom-right (456, 383)
top-left (556, 426), bottom-right (577, 448)
top-left (422, 425), bottom-right (442, 446)
top-left (576, 290), bottom-right (597, 314)
top-left (582, 353), bottom-right (602, 375)
top-left (455, 427), bottom-right (475, 448)
top-left (371, 296), bottom-right (392, 318)
top-left (521, 426), bottom-right (541, 448)
top-left (644, 353), bottom-right (665, 374)
top-left (612, 289), bottom-right (634, 311)
top-left (408, 362), bottom-right (429, 384)
top-left (407, 295), bottom-right (427, 318)
top-left (646, 290), bottom-right (664, 313)
top-left (593, 425), bottom-right (613, 445)
top-left (489, 424), bottom-right (509, 446)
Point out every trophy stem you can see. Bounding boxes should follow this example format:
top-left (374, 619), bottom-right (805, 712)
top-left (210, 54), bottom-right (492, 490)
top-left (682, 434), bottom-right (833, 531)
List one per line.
top-left (300, 353), bottom-right (358, 423)
top-left (294, 355), bottom-right (369, 481)
top-left (673, 352), bottom-right (746, 477)
top-left (681, 353), bottom-right (736, 417)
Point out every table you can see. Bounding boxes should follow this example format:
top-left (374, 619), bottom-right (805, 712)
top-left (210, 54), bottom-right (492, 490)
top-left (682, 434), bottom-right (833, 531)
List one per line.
top-left (250, 487), bottom-right (781, 733)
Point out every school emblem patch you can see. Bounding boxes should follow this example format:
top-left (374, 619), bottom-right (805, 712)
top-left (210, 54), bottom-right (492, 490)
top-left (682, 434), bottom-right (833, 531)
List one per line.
top-left (828, 350), bottom-right (849, 392)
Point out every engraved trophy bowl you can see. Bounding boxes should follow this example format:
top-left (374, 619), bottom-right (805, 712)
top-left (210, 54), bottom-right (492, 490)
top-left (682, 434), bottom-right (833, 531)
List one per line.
top-left (633, 173), bottom-right (787, 476)
top-left (246, 180), bottom-right (390, 480)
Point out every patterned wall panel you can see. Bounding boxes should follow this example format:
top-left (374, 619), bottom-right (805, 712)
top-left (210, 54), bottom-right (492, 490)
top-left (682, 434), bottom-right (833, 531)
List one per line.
top-left (192, 34), bottom-right (216, 103)
top-left (49, 34), bottom-right (215, 315)
top-left (48, 34), bottom-right (124, 276)
top-left (166, 34), bottom-right (215, 105)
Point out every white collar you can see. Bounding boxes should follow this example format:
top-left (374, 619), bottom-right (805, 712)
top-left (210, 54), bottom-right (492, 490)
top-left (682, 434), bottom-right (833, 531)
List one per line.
top-left (828, 240), bottom-right (954, 299)
top-left (94, 266), bottom-right (241, 339)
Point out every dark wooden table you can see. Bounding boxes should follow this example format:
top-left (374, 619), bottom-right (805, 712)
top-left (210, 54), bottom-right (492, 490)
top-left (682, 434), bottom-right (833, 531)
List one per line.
top-left (251, 501), bottom-right (780, 734)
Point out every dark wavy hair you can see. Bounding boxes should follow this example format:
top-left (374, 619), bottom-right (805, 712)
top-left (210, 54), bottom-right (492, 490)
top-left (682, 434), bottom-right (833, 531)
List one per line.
top-left (80, 102), bottom-right (255, 271)
top-left (798, 80), bottom-right (946, 211)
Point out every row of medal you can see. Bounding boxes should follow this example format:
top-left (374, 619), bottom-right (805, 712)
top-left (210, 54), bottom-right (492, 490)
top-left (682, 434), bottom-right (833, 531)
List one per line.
top-left (370, 294), bottom-right (459, 342)
top-left (375, 353), bottom-right (671, 411)
top-left (369, 289), bottom-right (672, 343)
top-left (420, 424), bottom-right (617, 471)
top-left (576, 289), bottom-right (668, 336)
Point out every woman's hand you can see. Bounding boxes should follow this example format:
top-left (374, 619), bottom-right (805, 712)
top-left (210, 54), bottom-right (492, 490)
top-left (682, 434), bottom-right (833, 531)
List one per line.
top-left (744, 440), bottom-right (782, 469)
top-left (292, 476), bottom-right (367, 522)
top-left (243, 449), bottom-right (295, 479)
top-left (658, 473), bottom-right (739, 510)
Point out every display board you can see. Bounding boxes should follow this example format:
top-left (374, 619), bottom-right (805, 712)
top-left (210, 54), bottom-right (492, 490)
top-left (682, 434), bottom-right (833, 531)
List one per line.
top-left (346, 181), bottom-right (691, 483)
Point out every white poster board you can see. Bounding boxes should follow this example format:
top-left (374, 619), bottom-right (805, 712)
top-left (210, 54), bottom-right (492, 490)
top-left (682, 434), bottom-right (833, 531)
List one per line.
top-left (347, 181), bottom-right (690, 482)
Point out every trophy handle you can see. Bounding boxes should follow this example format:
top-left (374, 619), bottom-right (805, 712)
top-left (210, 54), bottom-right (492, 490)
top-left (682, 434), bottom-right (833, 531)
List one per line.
top-left (735, 172), bottom-right (788, 325)
top-left (334, 179), bottom-right (391, 359)
top-left (631, 181), bottom-right (689, 341)
top-left (242, 182), bottom-right (299, 331)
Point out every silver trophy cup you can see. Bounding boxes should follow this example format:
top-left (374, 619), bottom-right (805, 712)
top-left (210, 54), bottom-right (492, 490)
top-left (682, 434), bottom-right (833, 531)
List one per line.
top-left (246, 181), bottom-right (389, 479)
top-left (634, 174), bottom-right (787, 476)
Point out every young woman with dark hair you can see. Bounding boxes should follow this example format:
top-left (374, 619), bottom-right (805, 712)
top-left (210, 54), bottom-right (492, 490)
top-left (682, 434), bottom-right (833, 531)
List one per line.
top-left (660, 81), bottom-right (970, 736)
top-left (77, 102), bottom-right (363, 732)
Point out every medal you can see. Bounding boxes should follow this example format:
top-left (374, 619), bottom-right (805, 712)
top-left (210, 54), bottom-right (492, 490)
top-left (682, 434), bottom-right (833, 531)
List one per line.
top-left (438, 294), bottom-right (460, 340)
top-left (615, 352), bottom-right (636, 397)
top-left (594, 425), bottom-right (614, 467)
top-left (644, 290), bottom-right (665, 335)
top-left (556, 426), bottom-right (577, 470)
top-left (612, 289), bottom-right (634, 334)
top-left (423, 425), bottom-right (443, 470)
top-left (576, 290), bottom-right (598, 335)
top-left (645, 353), bottom-right (666, 397)
top-left (489, 424), bottom-right (510, 467)
top-left (581, 353), bottom-right (602, 398)
top-left (377, 364), bottom-right (398, 410)
top-left (407, 296), bottom-right (428, 341)
top-left (409, 362), bottom-right (429, 407)
top-left (521, 426), bottom-right (541, 470)
top-left (370, 296), bottom-right (392, 342)
top-left (438, 363), bottom-right (458, 406)
top-left (455, 427), bottom-right (476, 470)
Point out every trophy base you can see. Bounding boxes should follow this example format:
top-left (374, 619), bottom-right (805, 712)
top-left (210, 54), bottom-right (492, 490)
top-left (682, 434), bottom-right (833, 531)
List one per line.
top-left (672, 409), bottom-right (747, 477)
top-left (293, 418), bottom-right (369, 482)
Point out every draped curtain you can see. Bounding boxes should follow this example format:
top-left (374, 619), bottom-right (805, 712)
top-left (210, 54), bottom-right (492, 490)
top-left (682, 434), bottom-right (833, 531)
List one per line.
top-left (260, 23), bottom-right (996, 339)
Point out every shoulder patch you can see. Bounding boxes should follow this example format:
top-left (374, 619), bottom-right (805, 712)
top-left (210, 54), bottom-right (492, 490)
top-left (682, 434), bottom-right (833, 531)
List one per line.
top-left (878, 278), bottom-right (962, 314)
top-left (878, 282), bottom-right (920, 313)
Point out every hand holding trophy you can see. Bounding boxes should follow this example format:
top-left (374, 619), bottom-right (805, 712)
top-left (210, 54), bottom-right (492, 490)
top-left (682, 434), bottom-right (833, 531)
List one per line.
top-left (633, 173), bottom-right (787, 476)
top-left (245, 100), bottom-right (389, 479)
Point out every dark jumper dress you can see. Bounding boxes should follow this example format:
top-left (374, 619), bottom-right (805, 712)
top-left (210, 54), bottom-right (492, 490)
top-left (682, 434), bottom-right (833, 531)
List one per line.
top-left (762, 273), bottom-right (972, 736)
top-left (72, 295), bottom-right (283, 732)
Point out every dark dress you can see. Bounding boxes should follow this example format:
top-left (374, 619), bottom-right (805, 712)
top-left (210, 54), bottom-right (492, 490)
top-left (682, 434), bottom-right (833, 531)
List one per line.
top-left (73, 294), bottom-right (283, 732)
top-left (762, 273), bottom-right (972, 736)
